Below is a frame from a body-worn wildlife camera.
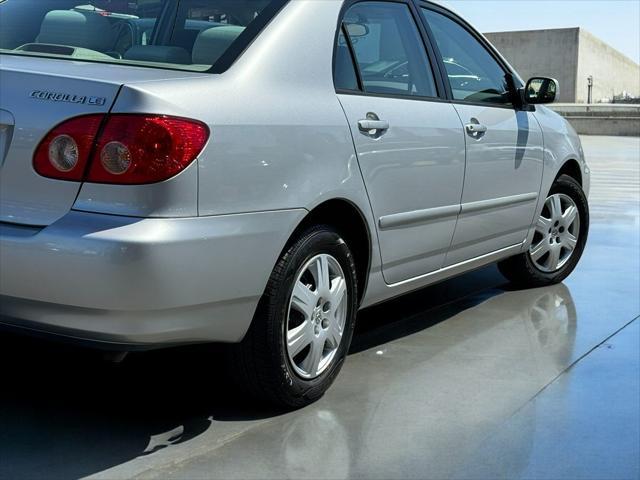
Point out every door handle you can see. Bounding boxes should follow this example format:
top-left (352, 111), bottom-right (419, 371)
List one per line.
top-left (358, 119), bottom-right (390, 132)
top-left (358, 112), bottom-right (389, 138)
top-left (465, 123), bottom-right (487, 134)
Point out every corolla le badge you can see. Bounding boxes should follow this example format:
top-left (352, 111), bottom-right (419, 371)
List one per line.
top-left (29, 90), bottom-right (107, 106)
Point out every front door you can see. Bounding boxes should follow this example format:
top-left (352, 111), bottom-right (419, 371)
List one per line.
top-left (335, 1), bottom-right (466, 285)
top-left (421, 7), bottom-right (544, 265)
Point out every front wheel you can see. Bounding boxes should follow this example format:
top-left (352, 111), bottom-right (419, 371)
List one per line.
top-left (498, 174), bottom-right (589, 287)
top-left (230, 225), bottom-right (358, 408)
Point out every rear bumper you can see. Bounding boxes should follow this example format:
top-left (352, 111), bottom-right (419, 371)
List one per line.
top-left (0, 209), bottom-right (305, 347)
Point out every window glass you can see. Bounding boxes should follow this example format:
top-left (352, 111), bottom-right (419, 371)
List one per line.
top-left (334, 29), bottom-right (359, 91)
top-left (343, 2), bottom-right (437, 97)
top-left (0, 0), bottom-right (281, 72)
top-left (422, 8), bottom-right (512, 105)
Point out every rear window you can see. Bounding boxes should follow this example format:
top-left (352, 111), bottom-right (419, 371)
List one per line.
top-left (0, 0), bottom-right (286, 72)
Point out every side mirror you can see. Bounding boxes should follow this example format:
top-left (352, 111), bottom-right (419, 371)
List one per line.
top-left (524, 77), bottom-right (559, 104)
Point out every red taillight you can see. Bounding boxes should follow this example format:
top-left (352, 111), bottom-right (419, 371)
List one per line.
top-left (33, 115), bottom-right (104, 181)
top-left (33, 114), bottom-right (209, 185)
top-left (87, 115), bottom-right (209, 184)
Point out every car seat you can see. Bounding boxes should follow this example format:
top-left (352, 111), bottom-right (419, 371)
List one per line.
top-left (36, 10), bottom-right (115, 53)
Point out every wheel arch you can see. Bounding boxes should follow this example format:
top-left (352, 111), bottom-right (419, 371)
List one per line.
top-left (286, 198), bottom-right (372, 304)
top-left (556, 158), bottom-right (582, 186)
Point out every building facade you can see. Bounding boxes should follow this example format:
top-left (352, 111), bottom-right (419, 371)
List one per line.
top-left (485, 28), bottom-right (640, 103)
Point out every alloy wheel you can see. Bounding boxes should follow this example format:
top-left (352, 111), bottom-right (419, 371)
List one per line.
top-left (529, 193), bottom-right (581, 273)
top-left (286, 254), bottom-right (348, 379)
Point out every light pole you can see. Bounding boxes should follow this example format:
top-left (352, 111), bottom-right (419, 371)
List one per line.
top-left (587, 75), bottom-right (593, 104)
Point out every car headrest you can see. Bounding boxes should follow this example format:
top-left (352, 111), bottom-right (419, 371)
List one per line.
top-left (192, 25), bottom-right (245, 65)
top-left (124, 45), bottom-right (191, 65)
top-left (37, 10), bottom-right (115, 52)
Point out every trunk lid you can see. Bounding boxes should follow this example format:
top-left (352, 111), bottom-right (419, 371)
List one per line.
top-left (0, 55), bottom-right (203, 226)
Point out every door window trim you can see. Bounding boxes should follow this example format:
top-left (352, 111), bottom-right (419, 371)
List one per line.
top-left (334, 23), bottom-right (364, 91)
top-left (332, 0), bottom-right (526, 111)
top-left (332, 0), bottom-right (447, 102)
top-left (416, 1), bottom-right (522, 110)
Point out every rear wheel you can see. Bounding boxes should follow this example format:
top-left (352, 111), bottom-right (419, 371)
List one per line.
top-left (230, 225), bottom-right (358, 408)
top-left (498, 174), bottom-right (589, 287)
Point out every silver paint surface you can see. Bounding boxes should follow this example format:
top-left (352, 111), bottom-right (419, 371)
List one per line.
top-left (338, 94), bottom-right (466, 285)
top-left (0, 209), bottom-right (306, 343)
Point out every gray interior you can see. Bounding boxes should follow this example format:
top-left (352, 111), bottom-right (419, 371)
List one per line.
top-left (191, 25), bottom-right (246, 65)
top-left (0, 1), bottom-right (264, 70)
top-left (37, 10), bottom-right (116, 52)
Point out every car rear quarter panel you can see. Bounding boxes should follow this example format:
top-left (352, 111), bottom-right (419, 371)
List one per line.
top-left (87, 0), bottom-right (380, 259)
top-left (103, 2), bottom-right (368, 214)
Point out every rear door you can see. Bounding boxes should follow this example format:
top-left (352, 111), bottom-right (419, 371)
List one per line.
top-left (420, 6), bottom-right (544, 266)
top-left (336, 0), bottom-right (466, 285)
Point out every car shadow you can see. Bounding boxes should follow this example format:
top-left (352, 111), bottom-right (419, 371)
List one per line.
top-left (351, 265), bottom-right (507, 354)
top-left (0, 265), bottom-right (509, 479)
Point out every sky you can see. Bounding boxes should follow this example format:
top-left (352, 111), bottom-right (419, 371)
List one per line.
top-left (443, 0), bottom-right (640, 64)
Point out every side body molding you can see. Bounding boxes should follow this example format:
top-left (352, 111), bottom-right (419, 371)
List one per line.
top-left (378, 192), bottom-right (538, 231)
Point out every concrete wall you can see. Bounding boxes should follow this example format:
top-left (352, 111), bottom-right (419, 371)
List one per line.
top-left (576, 29), bottom-right (640, 103)
top-left (485, 28), bottom-right (579, 103)
top-left (485, 28), bottom-right (640, 104)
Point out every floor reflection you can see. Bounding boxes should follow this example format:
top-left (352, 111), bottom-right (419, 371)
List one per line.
top-left (121, 281), bottom-right (583, 480)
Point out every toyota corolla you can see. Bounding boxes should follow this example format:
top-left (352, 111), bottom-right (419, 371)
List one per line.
top-left (0, 0), bottom-right (589, 407)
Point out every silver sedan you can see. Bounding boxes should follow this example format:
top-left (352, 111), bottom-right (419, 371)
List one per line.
top-left (0, 0), bottom-right (589, 407)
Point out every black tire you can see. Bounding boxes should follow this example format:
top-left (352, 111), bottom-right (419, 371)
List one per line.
top-left (498, 174), bottom-right (589, 288)
top-left (230, 225), bottom-right (359, 409)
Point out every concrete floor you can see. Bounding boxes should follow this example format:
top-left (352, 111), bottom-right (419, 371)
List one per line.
top-left (0, 136), bottom-right (638, 480)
